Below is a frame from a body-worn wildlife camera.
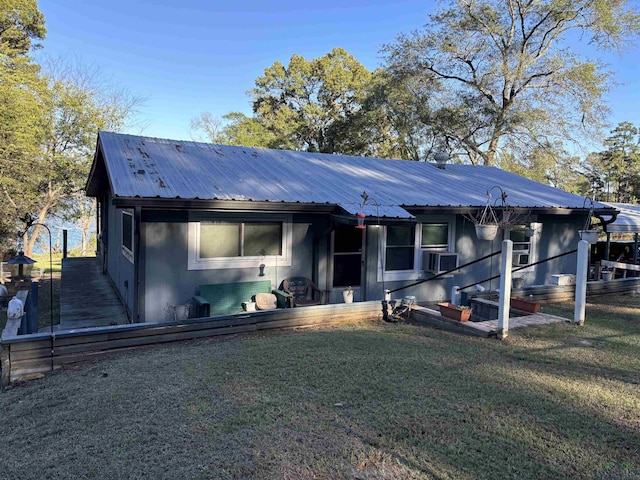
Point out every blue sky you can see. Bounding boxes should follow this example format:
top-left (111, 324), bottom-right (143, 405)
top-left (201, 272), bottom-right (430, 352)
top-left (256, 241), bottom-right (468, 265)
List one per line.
top-left (38, 0), bottom-right (639, 144)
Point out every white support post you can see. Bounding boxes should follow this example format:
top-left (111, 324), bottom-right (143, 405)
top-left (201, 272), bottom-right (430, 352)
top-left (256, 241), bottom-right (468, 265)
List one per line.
top-left (451, 285), bottom-right (460, 305)
top-left (497, 239), bottom-right (513, 339)
top-left (574, 239), bottom-right (589, 326)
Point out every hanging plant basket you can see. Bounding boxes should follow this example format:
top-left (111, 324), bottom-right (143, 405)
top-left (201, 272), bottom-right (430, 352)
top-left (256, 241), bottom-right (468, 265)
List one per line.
top-left (578, 229), bottom-right (599, 244)
top-left (475, 224), bottom-right (499, 241)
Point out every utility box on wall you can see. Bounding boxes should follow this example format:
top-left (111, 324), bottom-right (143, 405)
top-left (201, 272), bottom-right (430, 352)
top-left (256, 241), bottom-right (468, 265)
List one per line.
top-left (550, 274), bottom-right (576, 286)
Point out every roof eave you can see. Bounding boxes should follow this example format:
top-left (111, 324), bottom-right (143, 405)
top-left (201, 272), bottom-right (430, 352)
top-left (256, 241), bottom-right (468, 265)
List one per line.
top-left (110, 197), bottom-right (340, 214)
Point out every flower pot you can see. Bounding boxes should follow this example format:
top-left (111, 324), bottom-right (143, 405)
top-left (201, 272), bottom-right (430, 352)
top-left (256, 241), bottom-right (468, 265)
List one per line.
top-left (510, 297), bottom-right (540, 313)
top-left (512, 277), bottom-right (525, 290)
top-left (578, 230), bottom-right (599, 244)
top-left (165, 304), bottom-right (190, 321)
top-left (475, 224), bottom-right (498, 241)
top-left (601, 271), bottom-right (613, 281)
top-left (438, 302), bottom-right (472, 322)
top-left (342, 289), bottom-right (354, 303)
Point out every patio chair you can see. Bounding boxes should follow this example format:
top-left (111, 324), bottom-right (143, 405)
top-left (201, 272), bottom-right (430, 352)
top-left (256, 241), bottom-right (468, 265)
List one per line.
top-left (280, 277), bottom-right (323, 307)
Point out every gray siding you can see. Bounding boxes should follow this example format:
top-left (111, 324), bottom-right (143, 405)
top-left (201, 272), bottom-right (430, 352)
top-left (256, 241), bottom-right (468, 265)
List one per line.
top-left (140, 214), bottom-right (326, 322)
top-left (112, 208), bottom-right (586, 322)
top-left (104, 195), bottom-right (135, 319)
top-left (361, 215), bottom-right (584, 305)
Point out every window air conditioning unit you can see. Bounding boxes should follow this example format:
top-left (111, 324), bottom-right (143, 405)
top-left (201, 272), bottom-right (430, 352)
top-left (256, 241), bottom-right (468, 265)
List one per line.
top-left (424, 251), bottom-right (459, 273)
top-left (512, 253), bottom-right (530, 267)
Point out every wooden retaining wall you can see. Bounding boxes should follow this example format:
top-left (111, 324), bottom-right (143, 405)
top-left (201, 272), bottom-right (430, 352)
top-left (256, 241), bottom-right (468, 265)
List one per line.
top-left (1, 301), bottom-right (381, 386)
top-left (472, 277), bottom-right (640, 303)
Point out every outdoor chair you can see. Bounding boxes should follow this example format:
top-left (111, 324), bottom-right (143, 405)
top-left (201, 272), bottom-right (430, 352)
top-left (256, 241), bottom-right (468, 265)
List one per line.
top-left (280, 277), bottom-right (323, 307)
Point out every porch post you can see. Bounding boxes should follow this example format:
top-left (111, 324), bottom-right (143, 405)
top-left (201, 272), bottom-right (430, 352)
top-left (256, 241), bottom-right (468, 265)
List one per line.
top-left (497, 239), bottom-right (513, 339)
top-left (574, 239), bottom-right (589, 325)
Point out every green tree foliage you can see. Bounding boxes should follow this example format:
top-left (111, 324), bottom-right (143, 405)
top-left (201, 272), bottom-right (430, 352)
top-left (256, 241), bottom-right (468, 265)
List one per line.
top-left (20, 60), bottom-right (139, 256)
top-left (382, 0), bottom-right (640, 166)
top-left (251, 47), bottom-right (372, 154)
top-left (500, 146), bottom-right (584, 193)
top-left (583, 121), bottom-right (640, 202)
top-left (0, 0), bottom-right (46, 256)
top-left (191, 48), bottom-right (376, 155)
top-left (0, 0), bottom-right (45, 55)
top-left (190, 111), bottom-right (276, 148)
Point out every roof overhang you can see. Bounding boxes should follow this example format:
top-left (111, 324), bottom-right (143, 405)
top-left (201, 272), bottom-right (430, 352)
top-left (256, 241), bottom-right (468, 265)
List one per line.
top-left (110, 197), bottom-right (339, 214)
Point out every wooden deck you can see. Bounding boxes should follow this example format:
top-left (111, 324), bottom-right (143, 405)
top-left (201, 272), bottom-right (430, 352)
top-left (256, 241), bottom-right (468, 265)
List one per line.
top-left (411, 305), bottom-right (567, 338)
top-left (59, 257), bottom-right (128, 330)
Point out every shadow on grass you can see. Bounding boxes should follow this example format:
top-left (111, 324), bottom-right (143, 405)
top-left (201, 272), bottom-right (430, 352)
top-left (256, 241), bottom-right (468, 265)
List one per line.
top-left (1, 312), bottom-right (639, 479)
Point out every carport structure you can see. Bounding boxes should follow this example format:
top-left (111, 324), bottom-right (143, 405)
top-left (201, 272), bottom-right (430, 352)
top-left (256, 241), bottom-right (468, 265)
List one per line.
top-left (603, 202), bottom-right (640, 265)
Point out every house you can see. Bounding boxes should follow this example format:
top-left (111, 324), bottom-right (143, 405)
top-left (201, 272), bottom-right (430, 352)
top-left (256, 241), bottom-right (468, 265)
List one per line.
top-left (85, 131), bottom-right (618, 323)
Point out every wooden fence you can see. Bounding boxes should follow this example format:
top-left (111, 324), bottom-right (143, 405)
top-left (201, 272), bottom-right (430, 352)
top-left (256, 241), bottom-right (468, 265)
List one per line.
top-left (1, 301), bottom-right (381, 386)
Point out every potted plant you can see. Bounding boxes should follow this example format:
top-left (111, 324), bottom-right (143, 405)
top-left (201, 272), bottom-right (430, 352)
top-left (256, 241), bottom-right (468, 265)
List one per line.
top-left (342, 286), bottom-right (354, 303)
top-left (510, 297), bottom-right (540, 313)
top-left (438, 302), bottom-right (472, 322)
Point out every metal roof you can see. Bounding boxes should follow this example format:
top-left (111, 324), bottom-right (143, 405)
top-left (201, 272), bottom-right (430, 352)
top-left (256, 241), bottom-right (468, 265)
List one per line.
top-left (603, 203), bottom-right (640, 233)
top-left (88, 131), bottom-right (614, 219)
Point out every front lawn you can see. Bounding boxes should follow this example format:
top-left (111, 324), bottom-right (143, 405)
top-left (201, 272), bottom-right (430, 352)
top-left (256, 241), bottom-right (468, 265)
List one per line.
top-left (1, 295), bottom-right (639, 479)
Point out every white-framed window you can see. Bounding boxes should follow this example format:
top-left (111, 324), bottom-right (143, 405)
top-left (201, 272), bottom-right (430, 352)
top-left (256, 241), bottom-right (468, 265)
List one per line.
top-left (121, 210), bottom-right (134, 263)
top-left (188, 214), bottom-right (292, 270)
top-left (378, 217), bottom-right (455, 281)
top-left (510, 223), bottom-right (539, 272)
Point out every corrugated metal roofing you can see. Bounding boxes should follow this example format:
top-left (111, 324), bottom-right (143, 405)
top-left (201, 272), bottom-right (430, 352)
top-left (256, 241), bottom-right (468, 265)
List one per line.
top-left (90, 131), bottom-right (613, 218)
top-left (603, 202), bottom-right (640, 233)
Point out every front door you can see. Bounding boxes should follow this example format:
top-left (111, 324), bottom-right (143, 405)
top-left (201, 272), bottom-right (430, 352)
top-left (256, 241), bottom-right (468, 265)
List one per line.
top-left (332, 225), bottom-right (363, 290)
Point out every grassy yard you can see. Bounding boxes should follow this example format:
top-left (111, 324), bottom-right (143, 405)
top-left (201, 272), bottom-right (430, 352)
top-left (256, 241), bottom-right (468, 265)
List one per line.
top-left (1, 295), bottom-right (639, 479)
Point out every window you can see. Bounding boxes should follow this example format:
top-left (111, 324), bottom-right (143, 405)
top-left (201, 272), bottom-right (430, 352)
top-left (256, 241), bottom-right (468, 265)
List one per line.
top-left (188, 215), bottom-right (291, 270)
top-left (121, 210), bottom-right (134, 263)
top-left (199, 222), bottom-right (282, 258)
top-left (510, 225), bottom-right (537, 270)
top-left (378, 217), bottom-right (455, 282)
top-left (333, 225), bottom-right (362, 287)
top-left (421, 223), bottom-right (449, 249)
top-left (385, 225), bottom-right (415, 271)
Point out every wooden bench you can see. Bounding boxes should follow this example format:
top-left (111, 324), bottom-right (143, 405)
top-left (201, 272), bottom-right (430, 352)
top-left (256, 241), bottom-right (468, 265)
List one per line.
top-left (193, 280), bottom-right (291, 317)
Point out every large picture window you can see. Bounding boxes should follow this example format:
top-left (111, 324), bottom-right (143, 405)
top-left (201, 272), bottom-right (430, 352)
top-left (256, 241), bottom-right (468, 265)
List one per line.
top-left (188, 215), bottom-right (291, 270)
top-left (199, 222), bottom-right (282, 258)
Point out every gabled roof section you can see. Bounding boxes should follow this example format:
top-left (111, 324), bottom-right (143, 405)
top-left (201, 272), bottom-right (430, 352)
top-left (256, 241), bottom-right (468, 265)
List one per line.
top-left (86, 131), bottom-right (614, 218)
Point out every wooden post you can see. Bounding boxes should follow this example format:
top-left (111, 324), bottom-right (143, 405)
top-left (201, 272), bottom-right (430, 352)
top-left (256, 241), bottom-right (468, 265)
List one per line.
top-left (63, 229), bottom-right (68, 259)
top-left (1, 344), bottom-right (9, 387)
top-left (574, 239), bottom-right (589, 325)
top-left (497, 239), bottom-right (513, 339)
